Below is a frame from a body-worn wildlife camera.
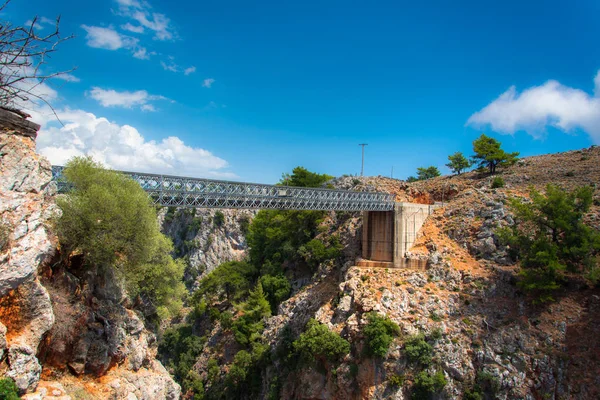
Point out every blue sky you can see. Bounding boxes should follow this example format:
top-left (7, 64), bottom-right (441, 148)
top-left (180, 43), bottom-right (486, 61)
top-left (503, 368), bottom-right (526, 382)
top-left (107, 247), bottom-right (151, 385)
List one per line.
top-left (9, 0), bottom-right (600, 183)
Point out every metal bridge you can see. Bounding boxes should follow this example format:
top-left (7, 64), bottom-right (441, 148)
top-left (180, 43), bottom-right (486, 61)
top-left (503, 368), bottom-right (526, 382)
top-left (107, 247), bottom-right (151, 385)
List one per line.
top-left (51, 166), bottom-right (395, 211)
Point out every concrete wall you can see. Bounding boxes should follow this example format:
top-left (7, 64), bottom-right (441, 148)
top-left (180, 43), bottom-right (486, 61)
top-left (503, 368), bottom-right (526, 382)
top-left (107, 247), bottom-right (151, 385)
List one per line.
top-left (361, 211), bottom-right (394, 262)
top-left (362, 202), bottom-right (437, 267)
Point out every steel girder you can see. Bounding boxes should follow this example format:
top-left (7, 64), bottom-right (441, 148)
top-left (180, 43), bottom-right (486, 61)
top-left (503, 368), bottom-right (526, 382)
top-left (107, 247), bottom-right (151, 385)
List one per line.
top-left (51, 166), bottom-right (395, 211)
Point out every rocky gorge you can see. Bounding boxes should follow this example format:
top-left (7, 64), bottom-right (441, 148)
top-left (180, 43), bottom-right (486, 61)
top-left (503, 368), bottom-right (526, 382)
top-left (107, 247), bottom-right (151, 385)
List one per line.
top-left (1, 110), bottom-right (600, 400)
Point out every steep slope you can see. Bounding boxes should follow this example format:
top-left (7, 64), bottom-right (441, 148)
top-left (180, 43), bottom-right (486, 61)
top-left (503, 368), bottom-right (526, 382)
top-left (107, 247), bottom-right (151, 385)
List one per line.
top-left (159, 207), bottom-right (256, 286)
top-left (0, 118), bottom-right (180, 399)
top-left (182, 145), bottom-right (600, 400)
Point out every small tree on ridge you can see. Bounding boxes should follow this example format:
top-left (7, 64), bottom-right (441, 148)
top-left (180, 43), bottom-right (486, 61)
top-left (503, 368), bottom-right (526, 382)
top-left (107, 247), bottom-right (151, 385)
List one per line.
top-left (446, 151), bottom-right (472, 175)
top-left (471, 134), bottom-right (519, 174)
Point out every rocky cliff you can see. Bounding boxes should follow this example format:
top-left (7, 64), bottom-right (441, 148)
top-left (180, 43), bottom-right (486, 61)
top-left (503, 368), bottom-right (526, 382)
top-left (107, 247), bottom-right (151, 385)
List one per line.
top-left (183, 146), bottom-right (600, 400)
top-left (0, 118), bottom-right (180, 399)
top-left (159, 207), bottom-right (256, 287)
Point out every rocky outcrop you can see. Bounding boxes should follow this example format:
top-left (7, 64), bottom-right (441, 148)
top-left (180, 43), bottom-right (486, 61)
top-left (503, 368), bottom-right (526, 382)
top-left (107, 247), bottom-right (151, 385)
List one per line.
top-left (0, 123), bottom-right (180, 399)
top-left (0, 129), bottom-right (57, 393)
top-left (188, 147), bottom-right (600, 400)
top-left (160, 207), bottom-right (255, 284)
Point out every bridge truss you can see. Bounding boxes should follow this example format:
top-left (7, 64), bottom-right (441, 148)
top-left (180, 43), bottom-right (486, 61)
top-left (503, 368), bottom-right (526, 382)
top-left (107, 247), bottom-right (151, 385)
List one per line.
top-left (51, 166), bottom-right (395, 211)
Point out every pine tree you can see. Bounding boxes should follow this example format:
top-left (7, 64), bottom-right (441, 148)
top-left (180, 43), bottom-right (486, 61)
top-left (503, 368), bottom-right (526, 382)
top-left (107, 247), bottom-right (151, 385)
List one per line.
top-left (446, 152), bottom-right (472, 175)
top-left (471, 134), bottom-right (519, 174)
top-left (416, 166), bottom-right (441, 180)
top-left (497, 185), bottom-right (600, 301)
top-left (243, 283), bottom-right (271, 320)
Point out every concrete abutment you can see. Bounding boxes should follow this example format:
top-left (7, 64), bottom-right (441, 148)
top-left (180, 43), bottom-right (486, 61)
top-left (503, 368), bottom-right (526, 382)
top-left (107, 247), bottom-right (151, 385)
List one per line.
top-left (362, 202), bottom-right (438, 267)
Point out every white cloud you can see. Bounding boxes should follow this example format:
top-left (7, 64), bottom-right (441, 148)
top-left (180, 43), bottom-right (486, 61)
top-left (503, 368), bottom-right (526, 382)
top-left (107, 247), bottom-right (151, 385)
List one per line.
top-left (36, 109), bottom-right (235, 178)
top-left (25, 16), bottom-right (55, 31)
top-left (81, 25), bottom-right (152, 60)
top-left (160, 60), bottom-right (179, 72)
top-left (115, 0), bottom-right (176, 41)
top-left (184, 66), bottom-right (196, 76)
top-left (202, 78), bottom-right (215, 88)
top-left (81, 25), bottom-right (126, 50)
top-left (467, 70), bottom-right (600, 144)
top-left (121, 22), bottom-right (145, 33)
top-left (55, 73), bottom-right (81, 83)
top-left (132, 47), bottom-right (152, 60)
top-left (88, 87), bottom-right (169, 110)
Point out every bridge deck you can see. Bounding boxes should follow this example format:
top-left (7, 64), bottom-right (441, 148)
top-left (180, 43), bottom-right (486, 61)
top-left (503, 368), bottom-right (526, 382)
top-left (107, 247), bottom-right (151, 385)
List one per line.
top-left (51, 166), bottom-right (395, 211)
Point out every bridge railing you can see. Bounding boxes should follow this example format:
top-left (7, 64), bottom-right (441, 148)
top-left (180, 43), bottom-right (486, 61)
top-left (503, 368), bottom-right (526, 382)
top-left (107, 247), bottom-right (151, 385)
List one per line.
top-left (51, 166), bottom-right (395, 211)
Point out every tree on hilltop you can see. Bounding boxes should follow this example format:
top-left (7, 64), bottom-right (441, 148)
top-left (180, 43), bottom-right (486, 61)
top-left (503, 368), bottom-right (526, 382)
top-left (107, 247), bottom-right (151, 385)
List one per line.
top-left (471, 134), bottom-right (519, 174)
top-left (446, 151), bottom-right (472, 175)
top-left (407, 166), bottom-right (441, 182)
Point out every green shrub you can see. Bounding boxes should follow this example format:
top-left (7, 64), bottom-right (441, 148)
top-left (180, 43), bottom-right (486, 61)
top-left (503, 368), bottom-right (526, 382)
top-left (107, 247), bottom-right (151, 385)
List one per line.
top-left (411, 370), bottom-right (447, 400)
top-left (464, 385), bottom-right (484, 400)
top-left (207, 358), bottom-right (220, 383)
top-left (298, 236), bottom-right (343, 270)
top-left (404, 333), bottom-right (433, 366)
top-left (188, 216), bottom-right (202, 234)
top-left (220, 311), bottom-right (233, 330)
top-left (248, 209), bottom-right (326, 269)
top-left (430, 327), bottom-right (443, 341)
top-left (491, 176), bottom-right (505, 188)
top-left (294, 319), bottom-right (350, 363)
top-left (55, 157), bottom-right (185, 319)
top-left (158, 324), bottom-right (206, 388)
top-left (222, 343), bottom-right (270, 399)
top-left (0, 378), bottom-right (19, 399)
top-left (388, 373), bottom-right (405, 387)
top-left (476, 370), bottom-right (500, 394)
top-left (183, 370), bottom-right (204, 399)
top-left (194, 261), bottom-right (257, 303)
top-left (259, 274), bottom-right (291, 312)
top-left (363, 312), bottom-right (400, 357)
top-left (429, 311), bottom-right (443, 322)
top-left (213, 211), bottom-right (225, 228)
top-left (497, 185), bottom-right (600, 301)
top-left (238, 215), bottom-right (250, 235)
top-left (164, 206), bottom-right (176, 222)
top-left (232, 283), bottom-right (271, 346)
top-left (352, 178), bottom-right (361, 186)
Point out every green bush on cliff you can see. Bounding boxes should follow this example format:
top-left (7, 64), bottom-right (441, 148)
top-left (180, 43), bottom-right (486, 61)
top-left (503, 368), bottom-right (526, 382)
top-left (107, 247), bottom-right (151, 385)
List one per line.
top-left (232, 283), bottom-right (272, 346)
top-left (55, 157), bottom-right (185, 319)
top-left (0, 378), bottom-right (19, 400)
top-left (411, 370), bottom-right (447, 400)
top-left (158, 324), bottom-right (206, 391)
top-left (195, 261), bottom-right (257, 303)
top-left (497, 184), bottom-right (600, 302)
top-left (248, 166), bottom-right (335, 271)
top-left (404, 333), bottom-right (433, 366)
top-left (293, 319), bottom-right (350, 364)
top-left (363, 312), bottom-right (400, 357)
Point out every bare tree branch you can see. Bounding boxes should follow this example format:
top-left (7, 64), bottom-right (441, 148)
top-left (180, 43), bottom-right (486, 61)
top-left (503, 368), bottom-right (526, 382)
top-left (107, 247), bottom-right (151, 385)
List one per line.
top-left (0, 0), bottom-right (74, 123)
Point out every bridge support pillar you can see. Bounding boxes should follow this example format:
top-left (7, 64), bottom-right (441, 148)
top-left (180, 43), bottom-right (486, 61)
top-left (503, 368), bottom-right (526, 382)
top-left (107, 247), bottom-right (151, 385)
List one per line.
top-left (362, 202), bottom-right (438, 267)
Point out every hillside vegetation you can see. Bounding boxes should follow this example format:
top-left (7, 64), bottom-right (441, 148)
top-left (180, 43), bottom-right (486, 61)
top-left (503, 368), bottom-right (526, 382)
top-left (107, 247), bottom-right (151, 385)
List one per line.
top-left (160, 142), bottom-right (600, 399)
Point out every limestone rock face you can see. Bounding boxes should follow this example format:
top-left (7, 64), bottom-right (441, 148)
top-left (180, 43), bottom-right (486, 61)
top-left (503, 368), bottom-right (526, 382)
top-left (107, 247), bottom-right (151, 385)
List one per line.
top-left (0, 131), bottom-right (56, 393)
top-left (0, 128), bottom-right (180, 399)
top-left (159, 207), bottom-right (256, 283)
